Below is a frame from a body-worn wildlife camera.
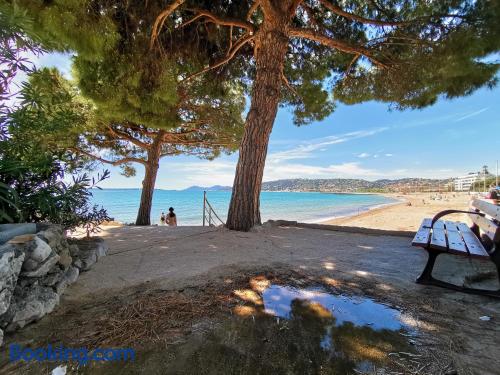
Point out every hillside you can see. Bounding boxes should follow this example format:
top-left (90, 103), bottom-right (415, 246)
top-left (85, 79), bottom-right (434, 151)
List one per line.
top-left (261, 178), bottom-right (452, 193)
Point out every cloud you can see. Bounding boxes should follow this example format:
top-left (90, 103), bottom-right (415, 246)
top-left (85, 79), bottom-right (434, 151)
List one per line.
top-left (357, 153), bottom-right (370, 158)
top-left (385, 153), bottom-right (393, 157)
top-left (269, 127), bottom-right (388, 163)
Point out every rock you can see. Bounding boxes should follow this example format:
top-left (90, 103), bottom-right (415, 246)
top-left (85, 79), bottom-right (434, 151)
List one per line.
top-left (58, 253), bottom-right (72, 269)
top-left (80, 251), bottom-right (97, 272)
top-left (9, 236), bottom-right (52, 270)
top-left (0, 244), bottom-right (25, 316)
top-left (72, 238), bottom-right (108, 271)
top-left (0, 328), bottom-right (3, 347)
top-left (36, 226), bottom-right (64, 250)
top-left (54, 266), bottom-right (79, 295)
top-left (20, 253), bottom-right (60, 278)
top-left (68, 244), bottom-right (79, 257)
top-left (72, 259), bottom-right (82, 270)
top-left (4, 285), bottom-right (59, 331)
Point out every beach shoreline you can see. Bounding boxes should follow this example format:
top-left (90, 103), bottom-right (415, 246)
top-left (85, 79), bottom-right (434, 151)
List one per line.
top-left (321, 192), bottom-right (473, 232)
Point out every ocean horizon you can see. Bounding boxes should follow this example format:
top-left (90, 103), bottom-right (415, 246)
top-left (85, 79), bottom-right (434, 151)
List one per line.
top-left (90, 189), bottom-right (399, 225)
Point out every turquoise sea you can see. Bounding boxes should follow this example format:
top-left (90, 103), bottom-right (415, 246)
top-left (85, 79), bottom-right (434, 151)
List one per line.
top-left (90, 189), bottom-right (398, 226)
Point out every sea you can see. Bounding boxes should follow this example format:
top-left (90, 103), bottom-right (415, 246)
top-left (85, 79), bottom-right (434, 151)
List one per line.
top-left (90, 189), bottom-right (399, 226)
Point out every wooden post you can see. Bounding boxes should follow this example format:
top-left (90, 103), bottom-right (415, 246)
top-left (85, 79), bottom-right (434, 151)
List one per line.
top-left (203, 191), bottom-right (207, 226)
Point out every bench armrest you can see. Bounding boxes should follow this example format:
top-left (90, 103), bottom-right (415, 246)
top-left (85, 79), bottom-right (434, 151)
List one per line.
top-left (430, 209), bottom-right (484, 229)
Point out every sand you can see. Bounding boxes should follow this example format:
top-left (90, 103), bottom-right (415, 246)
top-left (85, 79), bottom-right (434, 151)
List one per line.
top-left (323, 191), bottom-right (475, 231)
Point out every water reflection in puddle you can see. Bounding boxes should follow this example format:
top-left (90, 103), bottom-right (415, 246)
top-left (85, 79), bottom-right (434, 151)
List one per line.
top-left (263, 285), bottom-right (406, 331)
top-left (160, 284), bottom-right (416, 374)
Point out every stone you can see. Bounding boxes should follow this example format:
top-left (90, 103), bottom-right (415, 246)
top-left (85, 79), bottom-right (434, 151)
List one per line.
top-left (72, 238), bottom-right (108, 271)
top-left (58, 253), bottom-right (73, 269)
top-left (20, 253), bottom-right (60, 278)
top-left (36, 226), bottom-right (64, 250)
top-left (72, 258), bottom-right (82, 270)
top-left (0, 327), bottom-right (3, 347)
top-left (0, 244), bottom-right (25, 316)
top-left (40, 270), bottom-right (64, 287)
top-left (4, 285), bottom-right (59, 331)
top-left (54, 266), bottom-right (79, 295)
top-left (10, 236), bottom-right (53, 270)
top-left (68, 244), bottom-right (79, 257)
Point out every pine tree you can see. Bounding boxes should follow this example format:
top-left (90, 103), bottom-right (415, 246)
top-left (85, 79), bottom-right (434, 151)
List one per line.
top-left (149, 0), bottom-right (500, 230)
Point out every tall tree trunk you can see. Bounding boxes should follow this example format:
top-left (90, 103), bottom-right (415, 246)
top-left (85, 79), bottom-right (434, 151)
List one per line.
top-left (226, 3), bottom-right (292, 231)
top-left (135, 130), bottom-right (165, 225)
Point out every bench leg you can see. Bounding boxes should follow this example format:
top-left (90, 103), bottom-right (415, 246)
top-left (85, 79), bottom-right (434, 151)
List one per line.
top-left (416, 249), bottom-right (500, 299)
top-left (416, 249), bottom-right (439, 284)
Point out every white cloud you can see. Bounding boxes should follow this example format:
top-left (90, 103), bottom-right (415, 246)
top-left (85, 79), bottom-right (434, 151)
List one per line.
top-left (269, 127), bottom-right (388, 163)
top-left (385, 153), bottom-right (393, 157)
top-left (357, 153), bottom-right (370, 158)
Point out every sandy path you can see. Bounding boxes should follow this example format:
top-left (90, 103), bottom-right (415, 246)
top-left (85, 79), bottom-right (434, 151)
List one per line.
top-left (323, 192), bottom-right (474, 231)
top-left (57, 224), bottom-right (500, 374)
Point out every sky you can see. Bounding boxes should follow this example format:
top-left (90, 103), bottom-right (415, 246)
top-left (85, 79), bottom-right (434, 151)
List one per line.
top-left (26, 52), bottom-right (500, 190)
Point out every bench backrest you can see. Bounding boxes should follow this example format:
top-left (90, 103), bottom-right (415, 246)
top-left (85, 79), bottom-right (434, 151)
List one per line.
top-left (470, 199), bottom-right (500, 245)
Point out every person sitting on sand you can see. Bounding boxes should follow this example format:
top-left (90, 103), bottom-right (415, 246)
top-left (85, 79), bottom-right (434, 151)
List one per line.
top-left (166, 207), bottom-right (177, 227)
top-left (160, 212), bottom-right (165, 225)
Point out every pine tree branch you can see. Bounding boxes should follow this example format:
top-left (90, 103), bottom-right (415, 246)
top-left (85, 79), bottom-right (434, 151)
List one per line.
top-left (183, 33), bottom-right (255, 81)
top-left (70, 148), bottom-right (147, 166)
top-left (289, 28), bottom-right (389, 68)
top-left (317, 0), bottom-right (409, 27)
top-left (247, 1), bottom-right (261, 21)
top-left (106, 125), bottom-right (151, 149)
top-left (151, 0), bottom-right (186, 48)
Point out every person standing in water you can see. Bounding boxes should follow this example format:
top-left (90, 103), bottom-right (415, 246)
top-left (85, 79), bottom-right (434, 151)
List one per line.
top-left (166, 207), bottom-right (177, 227)
top-left (160, 212), bottom-right (166, 225)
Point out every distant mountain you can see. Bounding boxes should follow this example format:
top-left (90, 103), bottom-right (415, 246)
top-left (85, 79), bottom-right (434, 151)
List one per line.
top-left (183, 178), bottom-right (452, 193)
top-left (261, 178), bottom-right (452, 193)
top-left (183, 185), bottom-right (232, 192)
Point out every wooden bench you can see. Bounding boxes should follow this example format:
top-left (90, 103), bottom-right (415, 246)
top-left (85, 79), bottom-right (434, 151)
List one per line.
top-left (412, 198), bottom-right (500, 298)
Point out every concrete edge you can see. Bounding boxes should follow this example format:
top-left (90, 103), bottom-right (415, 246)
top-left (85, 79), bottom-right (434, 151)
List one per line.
top-left (265, 220), bottom-right (415, 238)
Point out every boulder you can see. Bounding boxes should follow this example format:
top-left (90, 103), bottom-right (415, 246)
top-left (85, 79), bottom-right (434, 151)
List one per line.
top-left (20, 253), bottom-right (60, 278)
top-left (68, 244), bottom-right (79, 257)
top-left (36, 226), bottom-right (64, 250)
top-left (3, 285), bottom-right (59, 331)
top-left (0, 245), bottom-right (25, 316)
top-left (54, 266), bottom-right (79, 295)
top-left (71, 237), bottom-right (108, 271)
top-left (9, 235), bottom-right (52, 270)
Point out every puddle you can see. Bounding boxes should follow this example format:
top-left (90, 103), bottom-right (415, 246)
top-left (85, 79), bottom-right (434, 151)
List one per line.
top-left (263, 285), bottom-right (407, 331)
top-left (11, 284), bottom-right (418, 374)
top-left (158, 284), bottom-right (416, 374)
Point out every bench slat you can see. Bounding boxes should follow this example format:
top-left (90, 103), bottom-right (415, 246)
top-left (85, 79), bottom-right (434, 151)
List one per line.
top-left (468, 213), bottom-right (500, 243)
top-left (471, 199), bottom-right (500, 221)
top-left (412, 218), bottom-right (432, 247)
top-left (444, 221), bottom-right (467, 254)
top-left (430, 227), bottom-right (447, 250)
top-left (456, 223), bottom-right (489, 258)
top-left (433, 220), bottom-right (445, 229)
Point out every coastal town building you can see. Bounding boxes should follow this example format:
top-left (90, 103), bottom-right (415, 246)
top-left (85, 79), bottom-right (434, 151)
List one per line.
top-left (454, 172), bottom-right (481, 191)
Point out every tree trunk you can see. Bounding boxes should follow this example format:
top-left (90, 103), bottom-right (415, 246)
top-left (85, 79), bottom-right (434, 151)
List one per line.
top-left (226, 4), bottom-right (292, 231)
top-left (135, 130), bottom-right (165, 225)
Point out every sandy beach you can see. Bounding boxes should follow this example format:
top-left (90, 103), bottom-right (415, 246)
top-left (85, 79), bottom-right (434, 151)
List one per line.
top-left (323, 192), bottom-right (476, 231)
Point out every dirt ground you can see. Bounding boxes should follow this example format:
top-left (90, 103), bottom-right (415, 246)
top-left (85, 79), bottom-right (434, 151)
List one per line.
top-left (1, 224), bottom-right (499, 374)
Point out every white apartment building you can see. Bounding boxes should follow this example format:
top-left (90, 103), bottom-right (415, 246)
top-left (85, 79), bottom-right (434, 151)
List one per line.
top-left (454, 172), bottom-right (481, 191)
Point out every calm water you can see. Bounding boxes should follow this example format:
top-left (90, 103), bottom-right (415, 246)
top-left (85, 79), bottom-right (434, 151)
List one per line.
top-left (90, 189), bottom-right (397, 225)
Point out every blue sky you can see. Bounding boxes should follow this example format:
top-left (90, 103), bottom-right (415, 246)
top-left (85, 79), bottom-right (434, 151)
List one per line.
top-left (28, 53), bottom-right (500, 190)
